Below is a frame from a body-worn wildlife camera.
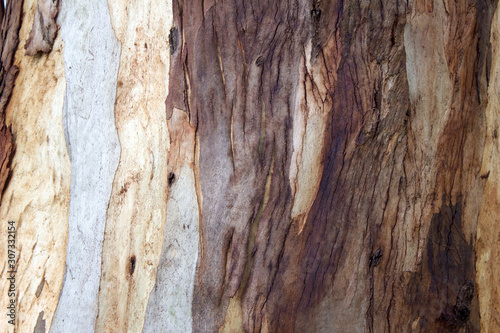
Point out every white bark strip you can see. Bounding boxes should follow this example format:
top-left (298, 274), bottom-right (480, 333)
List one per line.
top-left (49, 0), bottom-right (121, 332)
top-left (143, 167), bottom-right (198, 333)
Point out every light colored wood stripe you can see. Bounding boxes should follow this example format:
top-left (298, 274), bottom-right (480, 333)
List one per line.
top-left (49, 0), bottom-right (121, 331)
top-left (94, 0), bottom-right (173, 332)
top-left (0, 0), bottom-right (70, 331)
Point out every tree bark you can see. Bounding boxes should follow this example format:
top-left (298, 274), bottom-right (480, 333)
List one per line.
top-left (0, 0), bottom-right (499, 332)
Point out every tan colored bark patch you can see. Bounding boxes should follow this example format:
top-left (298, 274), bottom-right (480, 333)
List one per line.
top-left (477, 6), bottom-right (500, 332)
top-left (94, 1), bottom-right (172, 332)
top-left (289, 35), bottom-right (339, 235)
top-left (0, 0), bottom-right (70, 332)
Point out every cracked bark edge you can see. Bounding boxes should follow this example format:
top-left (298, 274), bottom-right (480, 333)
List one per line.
top-left (25, 0), bottom-right (60, 56)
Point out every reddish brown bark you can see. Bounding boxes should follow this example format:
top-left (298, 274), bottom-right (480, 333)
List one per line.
top-left (166, 0), bottom-right (496, 332)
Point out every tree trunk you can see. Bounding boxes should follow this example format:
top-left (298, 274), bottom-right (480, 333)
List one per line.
top-left (0, 0), bottom-right (499, 332)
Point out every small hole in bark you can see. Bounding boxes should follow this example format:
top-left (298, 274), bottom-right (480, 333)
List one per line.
top-left (494, 129), bottom-right (498, 139)
top-left (454, 305), bottom-right (470, 322)
top-left (129, 255), bottom-right (136, 275)
top-left (169, 27), bottom-right (179, 54)
top-left (168, 172), bottom-right (175, 186)
top-left (256, 56), bottom-right (264, 66)
top-left (311, 8), bottom-right (321, 20)
top-left (369, 249), bottom-right (383, 268)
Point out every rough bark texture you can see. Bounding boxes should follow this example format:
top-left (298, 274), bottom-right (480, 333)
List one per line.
top-left (168, 0), bottom-right (496, 332)
top-left (0, 0), bottom-right (23, 198)
top-left (0, 0), bottom-right (70, 331)
top-left (25, 0), bottom-right (61, 56)
top-left (1, 0), bottom-right (500, 332)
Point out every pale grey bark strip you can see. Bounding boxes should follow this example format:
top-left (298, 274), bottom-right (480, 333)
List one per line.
top-left (50, 1), bottom-right (120, 332)
top-left (143, 165), bottom-right (199, 333)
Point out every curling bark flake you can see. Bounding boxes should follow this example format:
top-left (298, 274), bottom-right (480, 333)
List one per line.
top-left (25, 0), bottom-right (60, 56)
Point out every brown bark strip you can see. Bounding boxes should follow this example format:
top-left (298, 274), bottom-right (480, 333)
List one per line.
top-left (166, 0), bottom-right (497, 332)
top-left (25, 0), bottom-right (60, 56)
top-left (0, 0), bottom-right (23, 199)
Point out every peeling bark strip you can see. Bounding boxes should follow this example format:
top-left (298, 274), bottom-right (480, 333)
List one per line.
top-left (25, 0), bottom-right (60, 56)
top-left (166, 0), bottom-right (497, 331)
top-left (0, 0), bottom-right (23, 116)
top-left (0, 124), bottom-right (12, 198)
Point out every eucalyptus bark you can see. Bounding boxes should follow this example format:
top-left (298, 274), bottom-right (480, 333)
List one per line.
top-left (166, 0), bottom-right (495, 332)
top-left (0, 0), bottom-right (500, 332)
